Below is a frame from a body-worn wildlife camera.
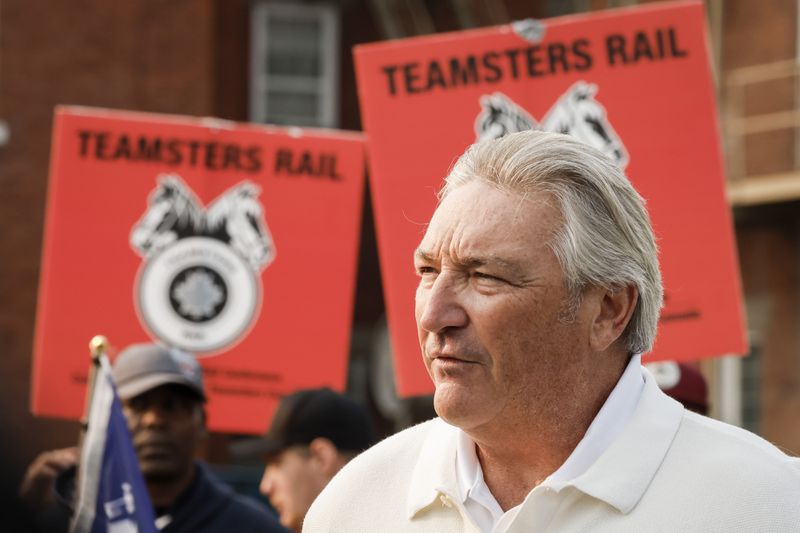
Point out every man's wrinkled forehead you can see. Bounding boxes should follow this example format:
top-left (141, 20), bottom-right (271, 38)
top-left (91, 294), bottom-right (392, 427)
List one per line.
top-left (422, 182), bottom-right (560, 246)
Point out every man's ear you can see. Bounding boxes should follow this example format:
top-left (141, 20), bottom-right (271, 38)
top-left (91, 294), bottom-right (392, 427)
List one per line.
top-left (589, 284), bottom-right (638, 353)
top-left (191, 405), bottom-right (209, 458)
top-left (308, 437), bottom-right (342, 477)
top-left (196, 405), bottom-right (209, 438)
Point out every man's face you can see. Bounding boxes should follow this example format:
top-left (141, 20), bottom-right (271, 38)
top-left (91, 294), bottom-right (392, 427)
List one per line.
top-left (259, 446), bottom-right (327, 532)
top-left (122, 384), bottom-right (204, 483)
top-left (414, 180), bottom-right (592, 432)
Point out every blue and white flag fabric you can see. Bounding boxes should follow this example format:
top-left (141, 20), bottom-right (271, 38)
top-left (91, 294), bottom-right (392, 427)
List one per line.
top-left (70, 355), bottom-right (158, 533)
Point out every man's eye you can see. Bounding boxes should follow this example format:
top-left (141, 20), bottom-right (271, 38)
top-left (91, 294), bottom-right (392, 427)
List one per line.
top-left (416, 266), bottom-right (438, 276)
top-left (474, 271), bottom-right (503, 282)
top-left (127, 399), bottom-right (145, 412)
top-left (165, 397), bottom-right (193, 413)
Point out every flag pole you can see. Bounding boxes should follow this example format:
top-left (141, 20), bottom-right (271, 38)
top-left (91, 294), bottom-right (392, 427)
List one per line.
top-left (71, 335), bottom-right (159, 533)
top-left (79, 335), bottom-right (108, 438)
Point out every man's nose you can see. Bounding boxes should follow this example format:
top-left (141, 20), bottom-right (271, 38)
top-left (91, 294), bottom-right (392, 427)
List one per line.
top-left (416, 272), bottom-right (468, 333)
top-left (259, 469), bottom-right (274, 496)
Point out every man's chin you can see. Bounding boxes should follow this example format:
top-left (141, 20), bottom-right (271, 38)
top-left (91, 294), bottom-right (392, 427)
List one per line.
top-left (140, 462), bottom-right (184, 484)
top-left (433, 384), bottom-right (490, 429)
top-left (282, 513), bottom-right (302, 532)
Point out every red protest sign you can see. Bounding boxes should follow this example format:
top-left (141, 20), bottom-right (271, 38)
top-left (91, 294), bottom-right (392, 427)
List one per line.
top-left (33, 107), bottom-right (365, 433)
top-left (355, 1), bottom-right (746, 397)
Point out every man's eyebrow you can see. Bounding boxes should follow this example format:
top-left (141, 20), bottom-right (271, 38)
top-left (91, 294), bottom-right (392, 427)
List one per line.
top-left (455, 255), bottom-right (520, 272)
top-left (413, 248), bottom-right (436, 262)
top-left (414, 249), bottom-right (521, 272)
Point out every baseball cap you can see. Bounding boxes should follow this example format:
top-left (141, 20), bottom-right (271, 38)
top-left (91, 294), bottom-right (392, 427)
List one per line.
top-left (234, 388), bottom-right (375, 459)
top-left (111, 343), bottom-right (206, 402)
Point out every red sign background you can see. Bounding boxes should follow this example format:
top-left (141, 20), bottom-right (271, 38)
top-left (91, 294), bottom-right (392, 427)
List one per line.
top-left (33, 107), bottom-right (365, 433)
top-left (355, 1), bottom-right (747, 396)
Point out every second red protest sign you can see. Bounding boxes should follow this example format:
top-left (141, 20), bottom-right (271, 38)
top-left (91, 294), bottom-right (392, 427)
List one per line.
top-left (355, 1), bottom-right (747, 396)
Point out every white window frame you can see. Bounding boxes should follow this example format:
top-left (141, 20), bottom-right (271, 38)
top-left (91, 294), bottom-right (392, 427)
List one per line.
top-left (250, 1), bottom-right (340, 128)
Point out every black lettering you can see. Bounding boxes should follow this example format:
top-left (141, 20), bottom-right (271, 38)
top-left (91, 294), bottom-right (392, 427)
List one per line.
top-left (482, 52), bottom-right (503, 83)
top-left (210, 386), bottom-right (263, 397)
top-left (296, 152), bottom-right (314, 174)
top-left (275, 148), bottom-right (293, 174)
top-left (606, 34), bottom-right (627, 66)
top-left (113, 134), bottom-right (131, 159)
top-left (187, 141), bottom-right (201, 166)
top-left (221, 368), bottom-right (280, 381)
top-left (525, 46), bottom-right (544, 77)
top-left (78, 130), bottom-right (92, 157)
top-left (403, 63), bottom-right (422, 94)
top-left (94, 132), bottom-right (109, 160)
top-left (204, 142), bottom-right (219, 170)
top-left (75, 131), bottom-right (259, 171)
top-left (504, 49), bottom-right (522, 79)
top-left (449, 55), bottom-right (479, 86)
top-left (165, 139), bottom-right (182, 165)
top-left (547, 43), bottom-right (569, 74)
top-left (655, 27), bottom-right (666, 59)
top-left (426, 60), bottom-right (447, 91)
top-left (245, 147), bottom-right (261, 172)
top-left (320, 154), bottom-right (342, 180)
top-left (573, 39), bottom-right (592, 71)
top-left (632, 31), bottom-right (654, 61)
top-left (382, 65), bottom-right (399, 96)
top-left (668, 27), bottom-right (688, 58)
top-left (222, 144), bottom-right (240, 170)
top-left (137, 137), bottom-right (162, 161)
top-left (660, 310), bottom-right (701, 322)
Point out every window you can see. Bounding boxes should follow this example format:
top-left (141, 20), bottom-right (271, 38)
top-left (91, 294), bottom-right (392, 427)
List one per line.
top-left (741, 344), bottom-right (761, 434)
top-left (250, 2), bottom-right (340, 128)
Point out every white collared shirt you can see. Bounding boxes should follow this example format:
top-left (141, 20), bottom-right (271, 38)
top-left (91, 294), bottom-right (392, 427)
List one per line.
top-left (455, 355), bottom-right (645, 533)
top-left (306, 358), bottom-right (800, 533)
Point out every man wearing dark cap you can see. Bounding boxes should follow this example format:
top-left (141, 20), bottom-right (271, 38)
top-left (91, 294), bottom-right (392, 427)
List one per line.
top-left (20, 342), bottom-right (287, 533)
top-left (246, 389), bottom-right (374, 532)
top-left (645, 361), bottom-right (709, 415)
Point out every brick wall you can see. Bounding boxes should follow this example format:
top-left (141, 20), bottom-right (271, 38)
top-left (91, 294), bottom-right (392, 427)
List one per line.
top-left (723, 0), bottom-right (800, 453)
top-left (0, 0), bottom-right (219, 481)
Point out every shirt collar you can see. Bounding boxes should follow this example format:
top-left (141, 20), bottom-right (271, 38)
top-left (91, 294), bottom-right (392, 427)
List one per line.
top-left (546, 354), bottom-right (645, 489)
top-left (456, 429), bottom-right (504, 519)
top-left (455, 428), bottom-right (479, 501)
top-left (406, 364), bottom-right (684, 518)
top-left (452, 354), bottom-right (646, 524)
top-left (570, 367), bottom-right (683, 513)
top-left (406, 418), bottom-right (461, 519)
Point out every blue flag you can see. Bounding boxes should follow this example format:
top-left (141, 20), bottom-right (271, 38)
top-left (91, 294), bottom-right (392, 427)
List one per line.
top-left (70, 356), bottom-right (158, 533)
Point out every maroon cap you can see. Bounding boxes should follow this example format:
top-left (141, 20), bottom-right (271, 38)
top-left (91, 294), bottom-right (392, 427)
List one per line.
top-left (646, 361), bottom-right (708, 413)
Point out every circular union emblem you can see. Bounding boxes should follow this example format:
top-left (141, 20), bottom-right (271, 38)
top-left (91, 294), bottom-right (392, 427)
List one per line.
top-left (136, 237), bottom-right (260, 354)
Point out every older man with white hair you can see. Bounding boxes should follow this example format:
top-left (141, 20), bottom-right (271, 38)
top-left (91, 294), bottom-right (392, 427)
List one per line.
top-left (304, 131), bottom-right (800, 532)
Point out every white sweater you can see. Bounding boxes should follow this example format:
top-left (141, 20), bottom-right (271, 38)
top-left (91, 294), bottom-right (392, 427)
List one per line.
top-left (305, 374), bottom-right (800, 532)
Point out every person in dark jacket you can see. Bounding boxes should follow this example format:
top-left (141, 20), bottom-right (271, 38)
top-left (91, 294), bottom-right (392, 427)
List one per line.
top-left (19, 342), bottom-right (288, 532)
